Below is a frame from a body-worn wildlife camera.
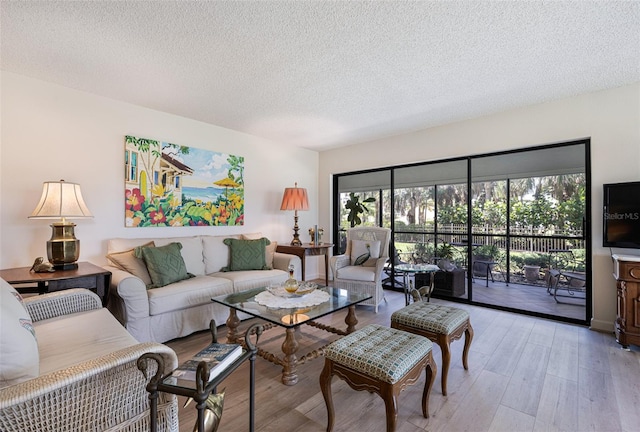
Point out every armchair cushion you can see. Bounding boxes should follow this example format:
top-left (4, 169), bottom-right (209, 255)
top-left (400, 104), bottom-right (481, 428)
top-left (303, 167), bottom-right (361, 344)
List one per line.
top-left (335, 265), bottom-right (377, 282)
top-left (36, 308), bottom-right (138, 375)
top-left (222, 237), bottom-right (271, 271)
top-left (350, 239), bottom-right (380, 267)
top-left (0, 282), bottom-right (39, 388)
top-left (135, 242), bottom-right (194, 288)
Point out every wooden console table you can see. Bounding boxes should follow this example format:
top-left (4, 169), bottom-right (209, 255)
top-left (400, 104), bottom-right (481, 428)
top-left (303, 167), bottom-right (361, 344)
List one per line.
top-left (276, 243), bottom-right (333, 286)
top-left (0, 261), bottom-right (111, 306)
top-left (612, 254), bottom-right (640, 349)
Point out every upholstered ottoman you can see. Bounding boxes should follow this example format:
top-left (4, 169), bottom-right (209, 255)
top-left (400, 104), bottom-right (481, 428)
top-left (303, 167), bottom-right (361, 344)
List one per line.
top-left (319, 324), bottom-right (436, 432)
top-left (391, 302), bottom-right (473, 396)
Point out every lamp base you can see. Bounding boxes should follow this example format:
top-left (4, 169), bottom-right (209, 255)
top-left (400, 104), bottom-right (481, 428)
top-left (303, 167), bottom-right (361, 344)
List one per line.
top-left (52, 262), bottom-right (79, 271)
top-left (47, 222), bottom-right (80, 270)
top-left (290, 212), bottom-right (303, 246)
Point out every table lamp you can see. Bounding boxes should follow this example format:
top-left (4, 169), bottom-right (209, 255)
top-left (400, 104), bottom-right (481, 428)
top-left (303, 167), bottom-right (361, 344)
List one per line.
top-left (29, 180), bottom-right (93, 270)
top-left (280, 182), bottom-right (309, 246)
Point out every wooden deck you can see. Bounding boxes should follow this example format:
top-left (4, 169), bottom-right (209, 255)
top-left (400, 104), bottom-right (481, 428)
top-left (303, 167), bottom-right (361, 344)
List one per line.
top-left (467, 279), bottom-right (586, 322)
top-left (387, 271), bottom-right (587, 322)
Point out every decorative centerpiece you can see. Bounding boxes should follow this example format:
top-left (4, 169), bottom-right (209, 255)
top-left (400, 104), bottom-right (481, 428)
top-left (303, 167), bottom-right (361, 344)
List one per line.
top-left (283, 264), bottom-right (299, 293)
top-left (308, 226), bottom-right (324, 245)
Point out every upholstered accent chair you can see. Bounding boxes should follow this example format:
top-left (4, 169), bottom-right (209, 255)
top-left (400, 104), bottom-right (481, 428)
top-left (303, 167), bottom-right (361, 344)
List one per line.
top-left (330, 226), bottom-right (391, 312)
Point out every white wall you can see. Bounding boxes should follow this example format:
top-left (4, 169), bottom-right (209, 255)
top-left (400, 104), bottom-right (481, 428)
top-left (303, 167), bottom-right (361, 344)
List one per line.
top-left (319, 82), bottom-right (640, 331)
top-left (0, 72), bottom-right (322, 277)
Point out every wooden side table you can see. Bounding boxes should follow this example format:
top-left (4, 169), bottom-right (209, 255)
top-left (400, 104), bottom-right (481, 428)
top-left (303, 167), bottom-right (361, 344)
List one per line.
top-left (0, 261), bottom-right (112, 306)
top-left (276, 243), bottom-right (333, 286)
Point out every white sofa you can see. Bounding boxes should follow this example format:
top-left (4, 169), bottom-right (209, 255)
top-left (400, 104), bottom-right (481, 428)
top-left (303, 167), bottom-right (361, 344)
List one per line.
top-left (105, 234), bottom-right (301, 343)
top-left (0, 282), bottom-right (178, 432)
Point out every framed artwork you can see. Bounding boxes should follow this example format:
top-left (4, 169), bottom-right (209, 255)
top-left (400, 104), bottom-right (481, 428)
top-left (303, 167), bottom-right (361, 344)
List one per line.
top-left (124, 135), bottom-right (244, 227)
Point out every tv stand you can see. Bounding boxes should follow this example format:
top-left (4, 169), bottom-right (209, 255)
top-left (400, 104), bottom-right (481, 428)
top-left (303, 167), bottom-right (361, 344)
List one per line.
top-left (612, 254), bottom-right (640, 349)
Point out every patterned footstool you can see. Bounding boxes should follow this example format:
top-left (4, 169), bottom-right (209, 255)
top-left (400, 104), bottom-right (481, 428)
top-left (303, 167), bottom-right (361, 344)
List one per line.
top-left (319, 324), bottom-right (436, 432)
top-left (391, 302), bottom-right (473, 396)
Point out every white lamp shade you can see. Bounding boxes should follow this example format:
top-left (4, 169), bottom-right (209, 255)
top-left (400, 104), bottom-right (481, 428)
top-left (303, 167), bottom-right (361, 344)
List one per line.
top-left (29, 180), bottom-right (93, 219)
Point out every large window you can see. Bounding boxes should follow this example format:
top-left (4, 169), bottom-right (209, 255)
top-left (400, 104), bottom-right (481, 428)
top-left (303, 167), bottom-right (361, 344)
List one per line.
top-left (333, 140), bottom-right (590, 325)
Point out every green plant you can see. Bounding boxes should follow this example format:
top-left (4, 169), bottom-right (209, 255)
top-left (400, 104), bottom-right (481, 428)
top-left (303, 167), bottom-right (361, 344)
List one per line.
top-left (345, 192), bottom-right (376, 227)
top-left (435, 242), bottom-right (455, 260)
top-left (475, 244), bottom-right (499, 259)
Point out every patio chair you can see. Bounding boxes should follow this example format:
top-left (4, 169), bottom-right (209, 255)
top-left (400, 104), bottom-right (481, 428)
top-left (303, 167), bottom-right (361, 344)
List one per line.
top-left (472, 254), bottom-right (497, 287)
top-left (382, 244), bottom-right (408, 289)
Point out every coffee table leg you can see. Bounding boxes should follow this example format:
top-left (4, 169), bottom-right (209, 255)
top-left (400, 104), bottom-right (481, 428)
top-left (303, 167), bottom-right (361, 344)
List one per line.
top-left (226, 308), bottom-right (240, 343)
top-left (345, 305), bottom-right (358, 334)
top-left (282, 327), bottom-right (299, 386)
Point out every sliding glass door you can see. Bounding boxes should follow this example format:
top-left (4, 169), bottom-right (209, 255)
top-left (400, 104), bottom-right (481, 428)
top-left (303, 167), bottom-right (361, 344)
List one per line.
top-left (333, 140), bottom-right (590, 325)
top-left (470, 144), bottom-right (588, 321)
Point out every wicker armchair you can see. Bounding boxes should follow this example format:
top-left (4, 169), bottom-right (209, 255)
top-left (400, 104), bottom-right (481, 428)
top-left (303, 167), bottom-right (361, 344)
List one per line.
top-left (330, 226), bottom-right (391, 312)
top-left (0, 288), bottom-right (178, 432)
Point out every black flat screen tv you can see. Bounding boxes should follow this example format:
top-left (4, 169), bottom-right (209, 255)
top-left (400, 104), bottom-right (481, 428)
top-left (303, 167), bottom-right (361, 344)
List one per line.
top-left (603, 181), bottom-right (640, 248)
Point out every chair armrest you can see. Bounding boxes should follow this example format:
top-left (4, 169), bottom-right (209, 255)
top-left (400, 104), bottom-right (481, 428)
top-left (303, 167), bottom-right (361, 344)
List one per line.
top-left (373, 257), bottom-right (389, 282)
top-left (105, 265), bottom-right (150, 325)
top-left (273, 253), bottom-right (302, 279)
top-left (329, 254), bottom-right (350, 276)
top-left (23, 289), bottom-right (102, 322)
top-left (0, 343), bottom-right (178, 432)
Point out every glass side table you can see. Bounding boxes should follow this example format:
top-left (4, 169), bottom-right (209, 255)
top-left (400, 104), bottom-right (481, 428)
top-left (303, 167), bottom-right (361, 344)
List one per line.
top-left (394, 263), bottom-right (440, 305)
top-left (137, 320), bottom-right (263, 432)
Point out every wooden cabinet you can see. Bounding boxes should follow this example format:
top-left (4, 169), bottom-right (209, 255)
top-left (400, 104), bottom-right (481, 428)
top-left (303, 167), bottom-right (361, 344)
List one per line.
top-left (612, 254), bottom-right (640, 348)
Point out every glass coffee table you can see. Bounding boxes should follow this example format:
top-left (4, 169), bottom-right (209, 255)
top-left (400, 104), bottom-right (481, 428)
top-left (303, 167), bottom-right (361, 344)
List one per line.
top-left (212, 286), bottom-right (371, 386)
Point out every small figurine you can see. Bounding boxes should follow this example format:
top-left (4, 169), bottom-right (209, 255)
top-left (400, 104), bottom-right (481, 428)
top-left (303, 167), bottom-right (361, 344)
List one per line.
top-left (30, 257), bottom-right (55, 273)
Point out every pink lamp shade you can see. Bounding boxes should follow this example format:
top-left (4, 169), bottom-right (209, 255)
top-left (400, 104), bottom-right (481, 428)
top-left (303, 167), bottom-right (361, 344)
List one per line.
top-left (280, 183), bottom-right (309, 245)
top-left (280, 183), bottom-right (309, 211)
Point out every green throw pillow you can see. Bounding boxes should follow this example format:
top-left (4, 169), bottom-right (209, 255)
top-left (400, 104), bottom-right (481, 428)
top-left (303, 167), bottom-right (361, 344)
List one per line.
top-left (222, 238), bottom-right (271, 271)
top-left (134, 242), bottom-right (194, 288)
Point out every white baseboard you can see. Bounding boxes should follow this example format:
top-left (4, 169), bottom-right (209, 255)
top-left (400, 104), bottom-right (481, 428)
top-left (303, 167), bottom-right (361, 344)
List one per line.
top-left (590, 318), bottom-right (614, 333)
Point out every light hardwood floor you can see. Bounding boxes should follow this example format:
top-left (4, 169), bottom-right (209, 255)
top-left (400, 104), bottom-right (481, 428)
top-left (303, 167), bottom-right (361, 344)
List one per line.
top-left (166, 289), bottom-right (640, 432)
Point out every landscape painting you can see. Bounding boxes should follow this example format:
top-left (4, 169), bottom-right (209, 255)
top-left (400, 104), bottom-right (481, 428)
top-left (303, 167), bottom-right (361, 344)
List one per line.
top-left (124, 135), bottom-right (244, 227)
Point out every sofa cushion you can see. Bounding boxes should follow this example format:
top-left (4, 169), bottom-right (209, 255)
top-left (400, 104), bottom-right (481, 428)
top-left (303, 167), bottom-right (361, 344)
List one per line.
top-left (0, 280), bottom-right (39, 388)
top-left (147, 275), bottom-right (233, 316)
top-left (211, 269), bottom-right (288, 292)
top-left (222, 238), bottom-right (271, 271)
top-left (154, 236), bottom-right (205, 276)
top-left (203, 235), bottom-right (240, 274)
top-left (135, 242), bottom-right (195, 288)
top-left (106, 241), bottom-right (155, 286)
top-left (108, 236), bottom-right (205, 276)
top-left (35, 308), bottom-right (138, 375)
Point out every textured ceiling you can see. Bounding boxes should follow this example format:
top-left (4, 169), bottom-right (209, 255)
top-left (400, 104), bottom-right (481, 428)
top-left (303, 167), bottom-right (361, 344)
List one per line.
top-left (2, 1), bottom-right (639, 151)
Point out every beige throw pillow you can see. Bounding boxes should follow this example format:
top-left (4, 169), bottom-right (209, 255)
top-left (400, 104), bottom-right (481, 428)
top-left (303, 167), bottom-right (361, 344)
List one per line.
top-left (106, 241), bottom-right (155, 285)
